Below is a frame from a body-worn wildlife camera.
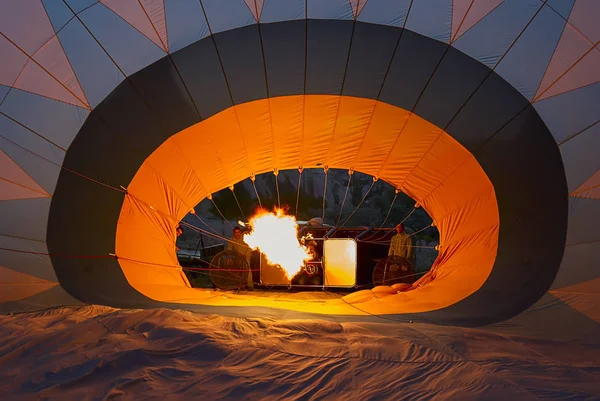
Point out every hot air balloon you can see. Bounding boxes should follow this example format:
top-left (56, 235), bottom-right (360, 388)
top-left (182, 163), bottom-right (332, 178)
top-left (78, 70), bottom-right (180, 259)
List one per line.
top-left (0, 1), bottom-right (598, 339)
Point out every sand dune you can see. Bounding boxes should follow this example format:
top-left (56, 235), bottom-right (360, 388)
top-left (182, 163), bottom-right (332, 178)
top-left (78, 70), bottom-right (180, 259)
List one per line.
top-left (1, 306), bottom-right (598, 400)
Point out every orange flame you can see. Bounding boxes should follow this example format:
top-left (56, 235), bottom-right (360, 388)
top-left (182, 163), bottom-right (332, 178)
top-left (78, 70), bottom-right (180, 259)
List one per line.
top-left (243, 208), bottom-right (311, 279)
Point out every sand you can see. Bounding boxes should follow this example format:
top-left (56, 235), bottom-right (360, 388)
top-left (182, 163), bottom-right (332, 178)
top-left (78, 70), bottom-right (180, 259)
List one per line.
top-left (1, 306), bottom-right (599, 400)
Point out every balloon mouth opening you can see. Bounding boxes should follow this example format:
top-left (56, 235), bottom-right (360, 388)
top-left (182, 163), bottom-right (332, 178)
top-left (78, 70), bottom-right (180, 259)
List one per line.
top-left (175, 168), bottom-right (440, 293)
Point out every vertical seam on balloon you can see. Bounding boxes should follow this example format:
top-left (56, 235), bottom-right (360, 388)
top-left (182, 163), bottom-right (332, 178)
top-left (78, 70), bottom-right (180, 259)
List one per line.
top-left (241, 0), bottom-right (258, 22)
top-left (443, 0), bottom-right (547, 134)
top-left (545, 2), bottom-right (597, 45)
top-left (0, 176), bottom-right (50, 198)
top-left (0, 112), bottom-right (66, 151)
top-left (421, 102), bottom-right (531, 204)
top-left (472, 102), bottom-right (533, 155)
top-left (347, 0), bottom-right (416, 171)
top-left (412, 41), bottom-right (453, 109)
top-left (324, 10), bottom-right (359, 169)
top-left (434, 187), bottom-right (494, 224)
top-left (162, 0), bottom-right (169, 51)
top-left (194, 0), bottom-right (250, 187)
top-left (40, 0), bottom-right (76, 33)
top-left (254, 0), bottom-right (260, 21)
top-left (0, 87), bottom-right (12, 106)
top-left (170, 135), bottom-right (210, 197)
top-left (300, 0), bottom-right (308, 169)
top-left (366, 0), bottom-right (414, 176)
top-left (571, 182), bottom-right (600, 197)
top-left (100, 2), bottom-right (165, 53)
top-left (67, 1), bottom-right (213, 206)
top-left (166, 58), bottom-right (201, 118)
top-left (39, 1), bottom-right (91, 108)
top-left (255, 10), bottom-right (276, 180)
top-left (0, 33), bottom-right (90, 110)
top-left (568, 194), bottom-right (581, 216)
top-left (251, 0), bottom-right (277, 174)
top-left (531, 3), bottom-right (575, 103)
top-left (535, 75), bottom-right (600, 103)
top-left (242, 0), bottom-right (253, 21)
top-left (88, 93), bottom-right (208, 221)
top-left (452, 0), bottom-right (503, 44)
top-left (27, 3), bottom-right (71, 56)
top-left (137, 161), bottom-right (200, 221)
top-left (0, 87), bottom-right (86, 111)
top-left (161, 8), bottom-right (226, 198)
top-left (376, 43), bottom-right (452, 181)
top-left (0, 131), bottom-right (64, 168)
top-left (351, 0), bottom-right (359, 20)
top-left (1, 6), bottom-right (78, 107)
top-left (357, 0), bottom-right (368, 19)
top-left (77, 1), bottom-right (100, 15)
top-left (418, 152), bottom-right (470, 206)
top-left (163, 50), bottom-right (219, 197)
top-left (51, 33), bottom-right (91, 107)
top-left (534, 1), bottom-right (600, 101)
top-left (0, 129), bottom-right (126, 194)
top-left (221, 77), bottom-right (254, 187)
top-left (346, 99), bottom-right (378, 169)
top-left (159, 66), bottom-right (214, 198)
top-left (562, 239), bottom-right (600, 248)
top-left (137, 0), bottom-right (168, 52)
top-left (398, 128), bottom-right (447, 193)
top-left (61, 1), bottom-right (128, 77)
top-left (0, 147), bottom-right (50, 196)
top-left (450, 0), bottom-right (474, 44)
top-left (66, 2), bottom-right (211, 207)
top-left (533, 40), bottom-right (600, 102)
top-left (69, 20), bottom-right (208, 242)
top-left (558, 118), bottom-right (600, 147)
top-left (165, 57), bottom-right (216, 197)
top-left (0, 233), bottom-right (46, 244)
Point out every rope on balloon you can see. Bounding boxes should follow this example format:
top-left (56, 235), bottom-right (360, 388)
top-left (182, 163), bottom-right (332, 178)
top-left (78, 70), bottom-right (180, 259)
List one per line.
top-left (407, 223), bottom-right (434, 238)
top-left (362, 201), bottom-right (416, 242)
top-left (338, 176), bottom-right (377, 228)
top-left (336, 169), bottom-right (354, 226)
top-left (180, 221), bottom-right (233, 245)
top-left (360, 192), bottom-right (399, 242)
top-left (191, 213), bottom-right (221, 236)
top-left (356, 223), bottom-right (435, 248)
top-left (381, 191), bottom-right (399, 227)
top-left (229, 185), bottom-right (246, 221)
top-left (295, 167), bottom-right (303, 217)
top-left (274, 168), bottom-right (281, 208)
top-left (0, 240), bottom-right (254, 293)
top-left (250, 175), bottom-right (263, 209)
top-left (0, 130), bottom-right (126, 195)
top-left (118, 255), bottom-right (260, 290)
top-left (207, 194), bottom-right (233, 229)
top-left (322, 166), bottom-right (329, 222)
